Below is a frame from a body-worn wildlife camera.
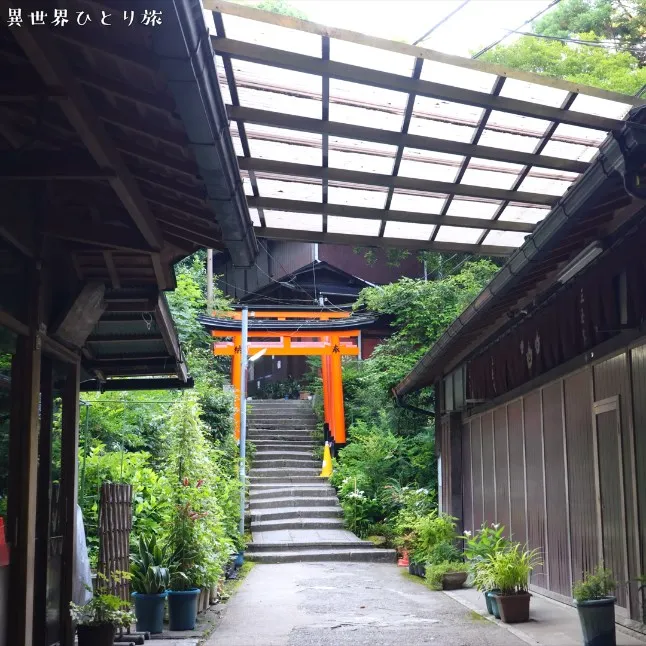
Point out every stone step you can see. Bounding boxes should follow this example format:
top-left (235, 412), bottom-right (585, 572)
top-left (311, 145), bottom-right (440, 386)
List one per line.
top-left (249, 485), bottom-right (334, 499)
top-left (250, 517), bottom-right (345, 532)
top-left (251, 506), bottom-right (341, 522)
top-left (248, 476), bottom-right (327, 485)
top-left (248, 435), bottom-right (316, 443)
top-left (250, 439), bottom-right (316, 446)
top-left (247, 539), bottom-right (378, 552)
top-left (253, 450), bottom-right (314, 459)
top-left (246, 548), bottom-right (397, 564)
top-left (249, 412), bottom-right (317, 419)
top-left (254, 460), bottom-right (319, 469)
top-left (251, 495), bottom-right (339, 509)
top-left (250, 468), bottom-right (320, 478)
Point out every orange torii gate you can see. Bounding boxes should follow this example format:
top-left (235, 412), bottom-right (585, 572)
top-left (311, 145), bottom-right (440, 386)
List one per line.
top-left (201, 310), bottom-right (375, 445)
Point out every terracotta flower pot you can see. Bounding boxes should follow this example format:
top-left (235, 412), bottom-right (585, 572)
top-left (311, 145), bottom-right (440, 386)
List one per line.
top-left (442, 571), bottom-right (468, 590)
top-left (493, 592), bottom-right (532, 623)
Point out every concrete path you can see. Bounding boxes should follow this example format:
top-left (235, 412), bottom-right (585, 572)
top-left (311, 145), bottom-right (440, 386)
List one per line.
top-left (205, 562), bottom-right (525, 646)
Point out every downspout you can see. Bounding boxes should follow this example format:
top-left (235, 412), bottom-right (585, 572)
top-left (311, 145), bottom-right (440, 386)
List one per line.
top-left (155, 1), bottom-right (258, 267)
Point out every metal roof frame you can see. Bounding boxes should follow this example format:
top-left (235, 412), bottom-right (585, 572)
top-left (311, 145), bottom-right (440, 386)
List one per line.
top-left (206, 0), bottom-right (644, 256)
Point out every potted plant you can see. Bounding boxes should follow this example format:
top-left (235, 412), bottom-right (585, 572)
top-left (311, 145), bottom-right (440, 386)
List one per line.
top-left (489, 543), bottom-right (542, 623)
top-left (130, 535), bottom-right (169, 634)
top-left (426, 560), bottom-right (470, 590)
top-left (463, 524), bottom-right (509, 616)
top-left (70, 573), bottom-right (134, 646)
top-left (573, 566), bottom-right (616, 646)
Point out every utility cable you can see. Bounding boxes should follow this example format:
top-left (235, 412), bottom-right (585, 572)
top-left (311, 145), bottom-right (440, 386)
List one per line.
top-left (472, 0), bottom-right (562, 58)
top-left (412, 0), bottom-right (472, 46)
top-left (503, 29), bottom-right (646, 54)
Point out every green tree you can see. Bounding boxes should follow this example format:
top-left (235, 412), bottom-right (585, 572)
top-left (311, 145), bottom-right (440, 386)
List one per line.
top-left (256, 0), bottom-right (307, 20)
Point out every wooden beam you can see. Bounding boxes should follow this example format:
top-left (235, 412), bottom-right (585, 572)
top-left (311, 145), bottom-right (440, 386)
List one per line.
top-left (155, 295), bottom-right (188, 383)
top-left (43, 214), bottom-right (152, 253)
top-left (256, 226), bottom-right (515, 256)
top-left (53, 283), bottom-right (106, 350)
top-left (247, 196), bottom-right (537, 233)
top-left (239, 157), bottom-right (557, 206)
top-left (2, 11), bottom-right (165, 251)
top-left (207, 0), bottom-right (644, 107)
top-left (213, 38), bottom-right (627, 132)
top-left (0, 151), bottom-right (115, 180)
top-left (103, 251), bottom-right (120, 289)
top-left (228, 105), bottom-right (590, 175)
top-left (87, 334), bottom-right (163, 344)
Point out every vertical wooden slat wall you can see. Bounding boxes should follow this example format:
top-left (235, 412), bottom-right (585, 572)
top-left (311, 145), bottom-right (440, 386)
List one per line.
top-left (481, 413), bottom-right (496, 525)
top-left (462, 422), bottom-right (473, 534)
top-left (542, 381), bottom-right (571, 597)
top-left (457, 344), bottom-right (646, 619)
top-left (563, 370), bottom-right (597, 587)
top-left (630, 346), bottom-right (646, 596)
top-left (507, 400), bottom-right (526, 543)
top-left (493, 408), bottom-right (510, 537)
top-left (523, 391), bottom-right (547, 588)
top-left (471, 417), bottom-right (483, 531)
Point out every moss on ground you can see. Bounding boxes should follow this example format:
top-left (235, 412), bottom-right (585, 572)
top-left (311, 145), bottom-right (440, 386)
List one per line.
top-left (221, 561), bottom-right (255, 602)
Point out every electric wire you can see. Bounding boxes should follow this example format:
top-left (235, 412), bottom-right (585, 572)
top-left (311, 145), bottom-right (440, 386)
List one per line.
top-left (472, 0), bottom-right (562, 58)
top-left (412, 0), bottom-right (472, 46)
top-left (503, 28), bottom-right (646, 54)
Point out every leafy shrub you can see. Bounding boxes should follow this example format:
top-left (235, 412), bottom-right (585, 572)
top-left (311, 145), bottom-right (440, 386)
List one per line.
top-left (130, 534), bottom-right (170, 595)
top-left (572, 566), bottom-right (616, 602)
top-left (425, 561), bottom-right (470, 591)
top-left (412, 511), bottom-right (458, 564)
top-left (486, 543), bottom-right (542, 595)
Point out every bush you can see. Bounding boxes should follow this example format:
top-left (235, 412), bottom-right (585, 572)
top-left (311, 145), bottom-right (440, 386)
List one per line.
top-left (486, 543), bottom-right (542, 595)
top-left (572, 566), bottom-right (616, 602)
top-left (425, 561), bottom-right (470, 591)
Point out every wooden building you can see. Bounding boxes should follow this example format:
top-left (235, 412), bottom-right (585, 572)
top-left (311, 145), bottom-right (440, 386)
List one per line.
top-left (395, 108), bottom-right (646, 631)
top-left (0, 2), bottom-right (255, 645)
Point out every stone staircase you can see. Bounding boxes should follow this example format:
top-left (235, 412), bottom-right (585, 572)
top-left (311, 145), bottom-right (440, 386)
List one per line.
top-left (245, 399), bottom-right (396, 564)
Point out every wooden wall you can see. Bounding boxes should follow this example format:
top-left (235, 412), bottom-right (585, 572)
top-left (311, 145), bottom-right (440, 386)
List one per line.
top-left (455, 342), bottom-right (646, 622)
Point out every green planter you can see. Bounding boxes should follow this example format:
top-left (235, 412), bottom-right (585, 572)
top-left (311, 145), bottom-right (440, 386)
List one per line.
top-left (485, 590), bottom-right (501, 618)
top-left (133, 592), bottom-right (167, 634)
top-left (576, 597), bottom-right (616, 646)
top-left (168, 588), bottom-right (200, 631)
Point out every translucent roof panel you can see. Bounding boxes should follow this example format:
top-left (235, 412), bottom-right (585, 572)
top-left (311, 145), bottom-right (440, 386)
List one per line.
top-left (483, 230), bottom-right (529, 247)
top-left (329, 149), bottom-right (395, 174)
top-left (328, 184), bottom-right (387, 209)
top-left (446, 199), bottom-right (501, 219)
top-left (328, 216), bottom-right (381, 236)
top-left (248, 208), bottom-right (262, 226)
top-left (399, 148), bottom-right (463, 183)
top-left (256, 178), bottom-right (322, 202)
top-left (499, 79), bottom-right (569, 108)
top-left (237, 87), bottom-right (321, 119)
top-left (331, 38), bottom-right (415, 76)
top-left (264, 211), bottom-right (322, 232)
top-left (462, 158), bottom-right (524, 190)
top-left (330, 80), bottom-right (408, 131)
top-left (569, 94), bottom-right (632, 119)
top-left (389, 191), bottom-right (447, 214)
top-left (221, 14), bottom-right (321, 56)
top-left (540, 139), bottom-right (598, 162)
top-left (477, 129), bottom-right (542, 153)
top-left (421, 61), bottom-right (497, 94)
top-left (248, 137), bottom-right (321, 166)
top-left (486, 110), bottom-right (551, 138)
top-left (384, 221), bottom-right (436, 240)
top-left (212, 2), bottom-right (640, 255)
top-left (499, 204), bottom-right (550, 224)
top-left (434, 226), bottom-right (484, 243)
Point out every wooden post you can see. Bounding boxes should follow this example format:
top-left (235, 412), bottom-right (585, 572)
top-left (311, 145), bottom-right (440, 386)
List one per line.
top-left (448, 413), bottom-right (463, 534)
top-left (34, 357), bottom-right (53, 645)
top-left (7, 262), bottom-right (44, 646)
top-left (60, 360), bottom-right (80, 646)
top-left (232, 333), bottom-right (242, 441)
top-left (330, 335), bottom-right (346, 444)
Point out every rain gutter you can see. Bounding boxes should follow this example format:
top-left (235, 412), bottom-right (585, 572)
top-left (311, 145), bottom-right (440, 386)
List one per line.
top-left (394, 109), bottom-right (646, 398)
top-left (154, 1), bottom-right (258, 267)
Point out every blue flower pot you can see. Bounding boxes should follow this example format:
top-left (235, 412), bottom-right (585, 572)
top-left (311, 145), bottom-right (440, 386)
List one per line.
top-left (168, 588), bottom-right (200, 631)
top-left (576, 597), bottom-right (616, 646)
top-left (486, 590), bottom-right (501, 619)
top-left (235, 551), bottom-right (244, 567)
top-left (133, 592), bottom-right (167, 634)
